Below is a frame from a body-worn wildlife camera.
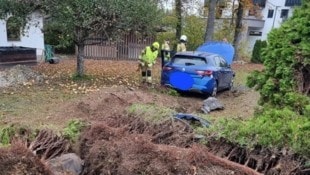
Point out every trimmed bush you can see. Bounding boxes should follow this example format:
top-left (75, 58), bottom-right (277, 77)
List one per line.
top-left (251, 40), bottom-right (267, 63)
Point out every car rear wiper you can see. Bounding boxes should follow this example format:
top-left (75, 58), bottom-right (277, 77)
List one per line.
top-left (185, 62), bottom-right (195, 66)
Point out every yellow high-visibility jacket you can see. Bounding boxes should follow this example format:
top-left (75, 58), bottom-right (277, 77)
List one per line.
top-left (140, 46), bottom-right (158, 64)
top-left (177, 43), bottom-right (186, 52)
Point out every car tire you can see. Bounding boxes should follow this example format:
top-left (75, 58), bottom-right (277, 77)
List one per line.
top-left (211, 81), bottom-right (218, 97)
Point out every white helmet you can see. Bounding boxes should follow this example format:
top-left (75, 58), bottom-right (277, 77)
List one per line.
top-left (180, 35), bottom-right (187, 42)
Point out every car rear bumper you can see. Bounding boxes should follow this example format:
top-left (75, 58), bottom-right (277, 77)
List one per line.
top-left (162, 80), bottom-right (214, 95)
top-left (161, 71), bottom-right (216, 95)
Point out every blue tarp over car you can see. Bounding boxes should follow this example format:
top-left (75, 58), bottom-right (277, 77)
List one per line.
top-left (196, 41), bottom-right (234, 65)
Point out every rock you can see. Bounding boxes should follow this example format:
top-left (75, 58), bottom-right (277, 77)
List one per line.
top-left (201, 97), bottom-right (224, 113)
top-left (48, 57), bottom-right (60, 64)
top-left (47, 153), bottom-right (83, 175)
top-left (174, 113), bottom-right (211, 127)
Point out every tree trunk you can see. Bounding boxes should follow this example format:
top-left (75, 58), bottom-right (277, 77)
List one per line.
top-left (76, 43), bottom-right (85, 77)
top-left (205, 0), bottom-right (216, 42)
top-left (75, 25), bottom-right (86, 77)
top-left (233, 0), bottom-right (243, 60)
top-left (230, 0), bottom-right (236, 26)
top-left (175, 0), bottom-right (182, 49)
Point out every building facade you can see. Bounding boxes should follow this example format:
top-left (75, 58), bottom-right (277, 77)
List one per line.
top-left (0, 11), bottom-right (44, 61)
top-left (241, 0), bottom-right (301, 52)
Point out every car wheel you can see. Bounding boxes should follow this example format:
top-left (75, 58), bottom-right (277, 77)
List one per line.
top-left (211, 81), bottom-right (218, 97)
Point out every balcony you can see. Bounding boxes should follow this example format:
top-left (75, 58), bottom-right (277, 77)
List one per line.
top-left (243, 17), bottom-right (265, 28)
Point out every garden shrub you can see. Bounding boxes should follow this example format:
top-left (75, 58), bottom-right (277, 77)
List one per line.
top-left (213, 108), bottom-right (310, 157)
top-left (0, 125), bottom-right (15, 145)
top-left (63, 119), bottom-right (86, 142)
top-left (251, 40), bottom-right (267, 63)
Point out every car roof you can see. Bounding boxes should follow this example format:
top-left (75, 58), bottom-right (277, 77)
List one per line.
top-left (174, 51), bottom-right (218, 58)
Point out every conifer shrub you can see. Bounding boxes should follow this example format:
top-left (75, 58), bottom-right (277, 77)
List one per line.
top-left (251, 40), bottom-right (267, 63)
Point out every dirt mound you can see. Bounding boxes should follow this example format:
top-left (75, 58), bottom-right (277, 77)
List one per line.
top-left (45, 86), bottom-right (202, 127)
top-left (0, 65), bottom-right (44, 88)
top-left (79, 115), bottom-right (260, 175)
top-left (0, 142), bottom-right (52, 175)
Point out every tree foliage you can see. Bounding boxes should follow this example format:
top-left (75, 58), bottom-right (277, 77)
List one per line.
top-left (157, 14), bottom-right (205, 51)
top-left (0, 0), bottom-right (41, 32)
top-left (183, 15), bottom-right (205, 50)
top-left (0, 0), bottom-right (161, 76)
top-left (247, 0), bottom-right (310, 112)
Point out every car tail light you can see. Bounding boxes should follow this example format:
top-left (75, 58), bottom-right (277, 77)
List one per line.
top-left (196, 70), bottom-right (213, 76)
top-left (163, 66), bottom-right (173, 71)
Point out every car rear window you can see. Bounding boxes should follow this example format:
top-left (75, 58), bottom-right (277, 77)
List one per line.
top-left (172, 56), bottom-right (207, 66)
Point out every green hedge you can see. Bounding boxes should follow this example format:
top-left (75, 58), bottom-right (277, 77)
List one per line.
top-left (251, 40), bottom-right (267, 63)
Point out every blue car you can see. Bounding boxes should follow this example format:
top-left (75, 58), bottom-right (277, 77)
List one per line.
top-left (161, 42), bottom-right (235, 96)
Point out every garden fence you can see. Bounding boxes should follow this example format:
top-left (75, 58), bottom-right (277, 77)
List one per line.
top-left (84, 34), bottom-right (154, 61)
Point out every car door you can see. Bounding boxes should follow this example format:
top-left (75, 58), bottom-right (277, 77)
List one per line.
top-left (218, 56), bottom-right (233, 89)
top-left (212, 56), bottom-right (225, 88)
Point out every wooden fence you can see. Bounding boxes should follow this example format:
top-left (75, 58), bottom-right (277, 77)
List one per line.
top-left (84, 35), bottom-right (154, 61)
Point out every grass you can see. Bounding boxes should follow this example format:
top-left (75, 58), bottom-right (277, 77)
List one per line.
top-left (126, 103), bottom-right (176, 123)
top-left (0, 86), bottom-right (78, 130)
top-left (234, 69), bottom-right (249, 86)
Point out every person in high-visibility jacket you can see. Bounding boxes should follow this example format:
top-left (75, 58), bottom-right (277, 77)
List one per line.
top-left (161, 39), bottom-right (171, 61)
top-left (177, 35), bottom-right (187, 52)
top-left (138, 42), bottom-right (160, 83)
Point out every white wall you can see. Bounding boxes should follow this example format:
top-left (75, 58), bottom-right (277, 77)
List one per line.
top-left (0, 11), bottom-right (44, 61)
top-left (261, 0), bottom-right (295, 40)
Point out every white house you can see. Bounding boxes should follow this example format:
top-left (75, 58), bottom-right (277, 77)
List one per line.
top-left (0, 11), bottom-right (44, 61)
top-left (239, 0), bottom-right (301, 52)
top-left (212, 0), bottom-right (301, 52)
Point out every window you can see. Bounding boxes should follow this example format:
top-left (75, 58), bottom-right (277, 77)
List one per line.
top-left (280, 9), bottom-right (289, 19)
top-left (267, 9), bottom-right (274, 18)
top-left (173, 56), bottom-right (207, 66)
top-left (285, 0), bottom-right (301, 6)
top-left (6, 16), bottom-right (22, 41)
top-left (252, 0), bottom-right (267, 7)
top-left (249, 31), bottom-right (262, 36)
